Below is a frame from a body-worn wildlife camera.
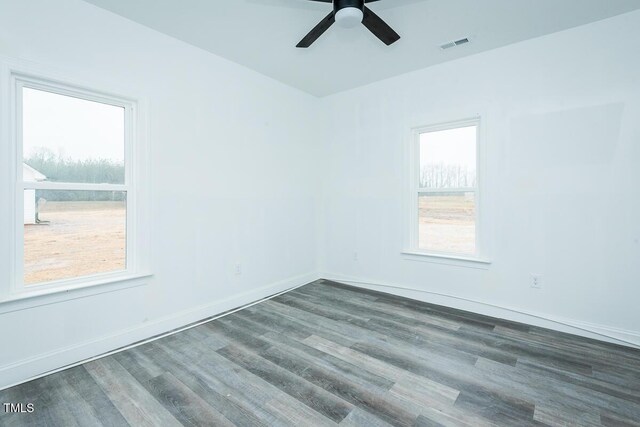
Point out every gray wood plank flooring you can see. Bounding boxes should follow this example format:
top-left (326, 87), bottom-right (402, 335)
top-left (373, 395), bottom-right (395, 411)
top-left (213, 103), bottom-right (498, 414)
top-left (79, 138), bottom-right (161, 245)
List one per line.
top-left (2, 279), bottom-right (640, 426)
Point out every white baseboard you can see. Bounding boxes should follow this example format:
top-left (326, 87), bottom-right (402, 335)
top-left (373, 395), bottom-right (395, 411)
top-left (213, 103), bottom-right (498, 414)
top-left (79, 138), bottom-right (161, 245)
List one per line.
top-left (0, 272), bottom-right (319, 390)
top-left (321, 273), bottom-right (640, 349)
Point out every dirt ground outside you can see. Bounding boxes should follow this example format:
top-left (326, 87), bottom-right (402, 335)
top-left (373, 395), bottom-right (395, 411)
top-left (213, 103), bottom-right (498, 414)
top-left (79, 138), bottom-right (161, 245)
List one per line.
top-left (418, 194), bottom-right (476, 255)
top-left (24, 201), bottom-right (126, 285)
top-left (23, 196), bottom-right (473, 285)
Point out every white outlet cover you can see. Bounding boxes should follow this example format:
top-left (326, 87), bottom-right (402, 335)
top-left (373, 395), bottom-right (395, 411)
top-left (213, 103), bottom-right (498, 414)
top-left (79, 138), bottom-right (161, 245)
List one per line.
top-left (531, 274), bottom-right (543, 288)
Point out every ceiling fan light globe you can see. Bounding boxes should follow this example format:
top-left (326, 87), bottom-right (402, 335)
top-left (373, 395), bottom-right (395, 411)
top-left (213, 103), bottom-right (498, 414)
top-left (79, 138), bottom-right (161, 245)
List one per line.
top-left (335, 7), bottom-right (363, 28)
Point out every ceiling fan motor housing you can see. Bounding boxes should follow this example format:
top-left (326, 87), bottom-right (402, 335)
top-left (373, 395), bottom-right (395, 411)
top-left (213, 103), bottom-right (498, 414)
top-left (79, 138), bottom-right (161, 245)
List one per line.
top-left (333, 0), bottom-right (365, 13)
top-left (296, 0), bottom-right (400, 48)
top-left (334, 0), bottom-right (364, 28)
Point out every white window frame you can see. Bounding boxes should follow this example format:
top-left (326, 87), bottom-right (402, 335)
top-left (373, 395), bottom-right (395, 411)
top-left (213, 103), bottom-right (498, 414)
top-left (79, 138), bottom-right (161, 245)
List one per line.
top-left (1, 65), bottom-right (151, 304)
top-left (404, 117), bottom-right (489, 264)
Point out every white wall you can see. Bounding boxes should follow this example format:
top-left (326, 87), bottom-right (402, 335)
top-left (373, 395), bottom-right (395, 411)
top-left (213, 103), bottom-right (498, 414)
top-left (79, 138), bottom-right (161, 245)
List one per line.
top-left (0, 0), bottom-right (321, 388)
top-left (319, 11), bottom-right (640, 346)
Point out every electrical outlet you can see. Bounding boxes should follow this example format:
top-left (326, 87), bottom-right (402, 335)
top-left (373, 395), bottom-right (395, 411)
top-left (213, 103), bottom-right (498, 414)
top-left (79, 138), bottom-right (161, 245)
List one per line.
top-left (353, 252), bottom-right (358, 262)
top-left (531, 274), bottom-right (543, 289)
top-left (235, 264), bottom-right (242, 275)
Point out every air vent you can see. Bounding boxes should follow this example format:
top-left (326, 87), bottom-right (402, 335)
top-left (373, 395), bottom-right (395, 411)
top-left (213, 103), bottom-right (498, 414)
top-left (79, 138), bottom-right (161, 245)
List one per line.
top-left (440, 37), bottom-right (470, 50)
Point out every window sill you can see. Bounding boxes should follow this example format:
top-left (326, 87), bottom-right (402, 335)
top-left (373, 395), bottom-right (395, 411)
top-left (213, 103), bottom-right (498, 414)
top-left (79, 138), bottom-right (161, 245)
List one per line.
top-left (401, 250), bottom-right (492, 269)
top-left (0, 273), bottom-right (152, 314)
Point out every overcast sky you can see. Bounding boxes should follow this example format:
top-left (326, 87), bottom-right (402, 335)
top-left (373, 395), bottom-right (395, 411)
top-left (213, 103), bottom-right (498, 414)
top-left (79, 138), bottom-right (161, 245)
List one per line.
top-left (419, 125), bottom-right (477, 170)
top-left (22, 87), bottom-right (125, 163)
top-left (22, 85), bottom-right (475, 171)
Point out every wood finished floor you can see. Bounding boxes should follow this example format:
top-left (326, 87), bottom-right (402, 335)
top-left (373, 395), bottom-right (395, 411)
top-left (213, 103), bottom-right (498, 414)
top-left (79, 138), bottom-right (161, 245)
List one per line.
top-left (2, 279), bottom-right (640, 426)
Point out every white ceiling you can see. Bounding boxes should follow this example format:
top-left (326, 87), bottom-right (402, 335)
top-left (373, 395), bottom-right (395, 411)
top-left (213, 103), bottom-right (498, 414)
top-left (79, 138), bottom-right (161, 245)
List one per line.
top-left (82, 0), bottom-right (640, 97)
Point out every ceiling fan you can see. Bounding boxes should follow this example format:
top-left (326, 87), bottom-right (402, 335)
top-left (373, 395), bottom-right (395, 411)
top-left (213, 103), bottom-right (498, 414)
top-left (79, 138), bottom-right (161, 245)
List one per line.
top-left (297, 0), bottom-right (400, 48)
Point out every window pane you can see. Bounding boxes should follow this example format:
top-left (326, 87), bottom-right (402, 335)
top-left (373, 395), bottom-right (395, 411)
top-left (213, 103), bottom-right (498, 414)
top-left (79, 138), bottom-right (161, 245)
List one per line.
top-left (24, 190), bottom-right (126, 285)
top-left (419, 125), bottom-right (476, 189)
top-left (22, 87), bottom-right (125, 184)
top-left (418, 192), bottom-right (475, 255)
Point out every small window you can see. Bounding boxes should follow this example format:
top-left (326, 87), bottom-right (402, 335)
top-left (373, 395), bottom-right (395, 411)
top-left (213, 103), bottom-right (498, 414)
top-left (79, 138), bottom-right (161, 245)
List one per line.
top-left (409, 119), bottom-right (480, 258)
top-left (17, 79), bottom-right (135, 289)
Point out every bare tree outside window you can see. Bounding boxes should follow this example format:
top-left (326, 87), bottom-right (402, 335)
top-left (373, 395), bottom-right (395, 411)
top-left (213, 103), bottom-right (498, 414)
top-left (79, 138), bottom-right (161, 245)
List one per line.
top-left (420, 163), bottom-right (476, 189)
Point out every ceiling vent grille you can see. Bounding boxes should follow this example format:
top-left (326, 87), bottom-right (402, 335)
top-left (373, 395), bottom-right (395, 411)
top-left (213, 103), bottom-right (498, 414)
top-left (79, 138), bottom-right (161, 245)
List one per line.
top-left (440, 37), bottom-right (470, 50)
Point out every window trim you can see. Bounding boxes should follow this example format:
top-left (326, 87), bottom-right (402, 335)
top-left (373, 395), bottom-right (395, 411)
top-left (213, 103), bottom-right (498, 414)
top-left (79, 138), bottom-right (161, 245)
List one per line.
top-left (9, 72), bottom-right (140, 295)
top-left (405, 117), bottom-right (487, 262)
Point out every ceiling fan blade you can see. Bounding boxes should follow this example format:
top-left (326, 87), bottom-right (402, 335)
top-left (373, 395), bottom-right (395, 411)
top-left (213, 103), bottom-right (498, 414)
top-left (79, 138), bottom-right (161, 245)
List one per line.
top-left (362, 6), bottom-right (400, 45)
top-left (297, 12), bottom-right (335, 48)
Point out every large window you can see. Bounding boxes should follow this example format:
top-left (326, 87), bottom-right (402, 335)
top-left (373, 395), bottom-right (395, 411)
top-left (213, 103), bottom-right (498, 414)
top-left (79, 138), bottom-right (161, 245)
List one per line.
top-left (408, 119), bottom-right (480, 258)
top-left (15, 76), bottom-right (136, 291)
